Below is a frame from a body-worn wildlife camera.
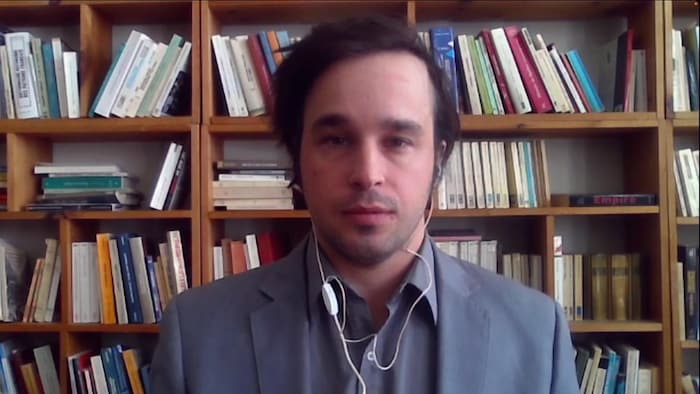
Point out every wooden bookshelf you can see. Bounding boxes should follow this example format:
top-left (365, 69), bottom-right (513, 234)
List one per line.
top-left (665, 1), bottom-right (699, 392)
top-left (0, 0), bottom-right (685, 392)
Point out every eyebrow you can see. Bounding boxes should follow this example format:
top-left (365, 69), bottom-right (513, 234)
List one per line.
top-left (309, 113), bottom-right (424, 135)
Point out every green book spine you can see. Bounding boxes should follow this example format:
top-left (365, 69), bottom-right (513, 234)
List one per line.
top-left (467, 35), bottom-right (492, 115)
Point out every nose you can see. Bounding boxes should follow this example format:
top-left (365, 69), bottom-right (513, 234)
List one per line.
top-left (348, 141), bottom-right (385, 190)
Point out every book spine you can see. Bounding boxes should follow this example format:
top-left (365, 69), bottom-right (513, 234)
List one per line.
top-left (686, 47), bottom-right (699, 111)
top-left (480, 30), bottom-right (515, 114)
top-left (504, 26), bottom-right (552, 113)
top-left (568, 194), bottom-right (656, 206)
top-left (566, 50), bottom-right (604, 112)
top-left (116, 234), bottom-right (143, 324)
top-left (430, 27), bottom-right (459, 112)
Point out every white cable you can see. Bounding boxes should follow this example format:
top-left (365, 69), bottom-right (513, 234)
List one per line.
top-left (333, 313), bottom-right (368, 394)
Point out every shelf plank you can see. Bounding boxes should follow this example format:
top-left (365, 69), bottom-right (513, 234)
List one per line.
top-left (672, 0), bottom-right (699, 16)
top-left (2, 117), bottom-right (193, 135)
top-left (64, 210), bottom-right (193, 220)
top-left (569, 320), bottom-right (664, 333)
top-left (208, 113), bottom-right (659, 135)
top-left (677, 217), bottom-right (699, 225)
top-left (67, 324), bottom-right (159, 334)
top-left (672, 112), bottom-right (699, 134)
top-left (681, 340), bottom-right (700, 349)
top-left (0, 211), bottom-right (49, 220)
top-left (208, 206), bottom-right (658, 219)
top-left (0, 323), bottom-right (62, 333)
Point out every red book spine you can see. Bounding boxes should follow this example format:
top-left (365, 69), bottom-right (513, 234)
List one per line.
top-left (247, 36), bottom-right (275, 113)
top-left (504, 26), bottom-right (553, 113)
top-left (562, 53), bottom-right (592, 112)
top-left (479, 30), bottom-right (516, 114)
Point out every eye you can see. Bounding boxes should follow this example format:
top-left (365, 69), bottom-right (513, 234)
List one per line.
top-left (321, 135), bottom-right (349, 146)
top-left (386, 137), bottom-right (412, 149)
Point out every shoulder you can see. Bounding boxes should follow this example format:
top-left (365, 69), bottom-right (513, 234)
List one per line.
top-left (436, 249), bottom-right (559, 330)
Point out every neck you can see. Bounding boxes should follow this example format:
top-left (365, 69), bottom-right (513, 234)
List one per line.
top-left (317, 221), bottom-right (426, 328)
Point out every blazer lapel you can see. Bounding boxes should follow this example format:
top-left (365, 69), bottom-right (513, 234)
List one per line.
top-left (434, 247), bottom-right (490, 394)
top-left (250, 243), bottom-right (312, 394)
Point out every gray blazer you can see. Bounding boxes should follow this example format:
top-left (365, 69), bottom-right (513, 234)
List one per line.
top-left (151, 237), bottom-right (579, 394)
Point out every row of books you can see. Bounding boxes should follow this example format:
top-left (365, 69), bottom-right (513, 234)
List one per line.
top-left (672, 25), bottom-right (699, 112)
top-left (0, 341), bottom-right (60, 394)
top-left (574, 342), bottom-right (655, 394)
top-left (0, 165), bottom-right (5, 210)
top-left (438, 139), bottom-right (550, 209)
top-left (424, 26), bottom-right (645, 115)
top-left (212, 232), bottom-right (287, 280)
top-left (69, 345), bottom-right (149, 394)
top-left (677, 244), bottom-right (698, 341)
top-left (673, 148), bottom-right (700, 217)
top-left (682, 373), bottom-right (699, 394)
top-left (212, 30), bottom-right (300, 117)
top-left (553, 235), bottom-right (642, 322)
top-left (213, 159), bottom-right (294, 210)
top-left (433, 233), bottom-right (544, 291)
top-left (90, 31), bottom-right (192, 119)
top-left (20, 239), bottom-right (61, 323)
top-left (72, 231), bottom-right (188, 325)
top-left (0, 30), bottom-right (79, 119)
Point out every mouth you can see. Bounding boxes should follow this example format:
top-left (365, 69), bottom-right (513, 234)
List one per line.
top-left (342, 205), bottom-right (395, 226)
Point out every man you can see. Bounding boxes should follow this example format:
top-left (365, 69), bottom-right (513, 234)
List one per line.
top-left (151, 16), bottom-right (578, 394)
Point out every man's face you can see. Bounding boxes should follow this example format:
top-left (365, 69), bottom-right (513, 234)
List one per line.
top-left (300, 51), bottom-right (437, 266)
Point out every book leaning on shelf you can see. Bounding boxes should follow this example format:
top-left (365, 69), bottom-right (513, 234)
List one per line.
top-left (89, 30), bottom-right (192, 119)
top-left (73, 230), bottom-right (187, 325)
top-left (149, 141), bottom-right (189, 211)
top-left (672, 24), bottom-right (699, 112)
top-left (437, 139), bottom-right (550, 210)
top-left (574, 342), bottom-right (657, 394)
top-left (0, 28), bottom-right (80, 119)
top-left (673, 147), bottom-right (700, 217)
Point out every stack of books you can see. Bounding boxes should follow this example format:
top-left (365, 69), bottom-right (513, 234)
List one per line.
top-left (673, 148), bottom-right (700, 217)
top-left (72, 230), bottom-right (187, 325)
top-left (213, 159), bottom-right (293, 210)
top-left (212, 232), bottom-right (287, 280)
top-left (672, 24), bottom-right (699, 112)
top-left (26, 163), bottom-right (142, 212)
top-left (211, 30), bottom-right (301, 116)
top-left (422, 26), bottom-right (646, 114)
top-left (89, 31), bottom-right (192, 118)
top-left (0, 165), bottom-right (6, 210)
top-left (68, 345), bottom-right (149, 394)
top-left (0, 29), bottom-right (79, 119)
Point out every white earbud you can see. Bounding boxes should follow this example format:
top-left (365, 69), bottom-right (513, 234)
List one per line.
top-left (322, 282), bottom-right (339, 316)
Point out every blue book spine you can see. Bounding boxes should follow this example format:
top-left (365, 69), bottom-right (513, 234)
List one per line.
top-left (111, 345), bottom-right (131, 394)
top-left (276, 30), bottom-right (291, 57)
top-left (567, 50), bottom-right (604, 112)
top-left (89, 43), bottom-right (126, 117)
top-left (116, 233), bottom-right (143, 324)
top-left (258, 32), bottom-right (277, 74)
top-left (41, 42), bottom-right (61, 118)
top-left (523, 141), bottom-right (538, 208)
top-left (603, 352), bottom-right (620, 394)
top-left (146, 255), bottom-right (163, 322)
top-left (100, 347), bottom-right (120, 394)
top-left (430, 27), bottom-right (459, 112)
top-left (0, 341), bottom-right (17, 393)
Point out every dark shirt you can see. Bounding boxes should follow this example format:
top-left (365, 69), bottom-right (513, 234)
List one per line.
top-left (305, 237), bottom-right (438, 394)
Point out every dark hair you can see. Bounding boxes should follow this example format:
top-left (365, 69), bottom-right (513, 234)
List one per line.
top-left (272, 16), bottom-right (459, 187)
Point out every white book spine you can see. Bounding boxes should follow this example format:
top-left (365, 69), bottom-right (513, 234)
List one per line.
top-left (213, 246), bottom-right (224, 280)
top-left (245, 234), bottom-right (261, 269)
top-left (43, 253), bottom-right (62, 322)
top-left (129, 237), bottom-right (155, 324)
top-left (108, 238), bottom-right (129, 324)
top-left (167, 230), bottom-right (188, 294)
top-left (549, 45), bottom-right (587, 113)
top-left (678, 149), bottom-right (699, 216)
top-left (457, 35), bottom-right (482, 115)
top-left (149, 143), bottom-right (182, 210)
top-left (471, 142), bottom-right (485, 209)
top-left (63, 52), bottom-right (80, 118)
top-left (497, 141), bottom-right (510, 208)
top-left (5, 32), bottom-right (40, 119)
top-left (461, 141), bottom-right (476, 209)
top-left (111, 39), bottom-right (153, 117)
top-left (94, 31), bottom-right (149, 118)
top-left (126, 42), bottom-right (167, 117)
top-left (674, 159), bottom-right (689, 216)
top-left (480, 141), bottom-right (494, 209)
top-left (231, 36), bottom-right (265, 116)
top-left (490, 28), bottom-right (531, 114)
